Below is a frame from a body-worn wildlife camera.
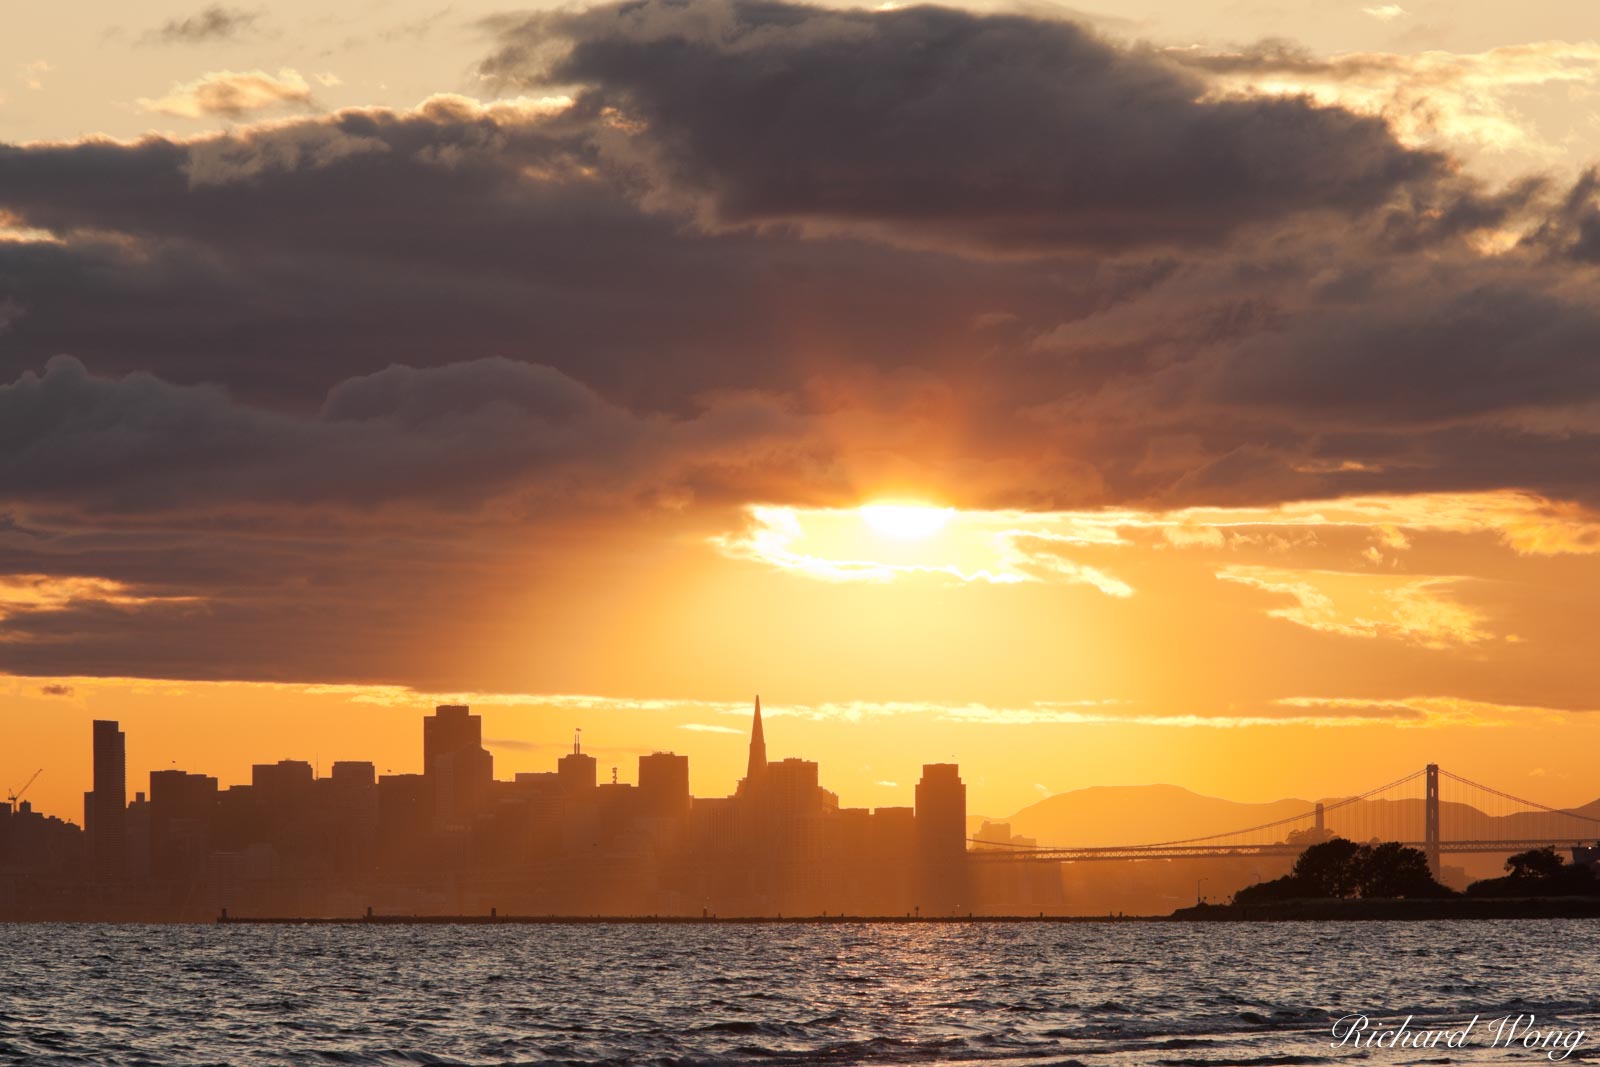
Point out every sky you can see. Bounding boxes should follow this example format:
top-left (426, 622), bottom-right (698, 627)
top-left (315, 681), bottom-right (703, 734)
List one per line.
top-left (4, 0), bottom-right (1600, 829)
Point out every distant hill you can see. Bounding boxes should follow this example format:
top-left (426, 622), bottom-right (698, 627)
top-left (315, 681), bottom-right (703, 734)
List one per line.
top-left (970, 784), bottom-right (1315, 848)
top-left (968, 785), bottom-right (1600, 851)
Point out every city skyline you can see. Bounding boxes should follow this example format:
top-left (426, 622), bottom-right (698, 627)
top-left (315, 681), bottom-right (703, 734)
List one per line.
top-left (21, 685), bottom-right (1600, 833)
top-left (7, 695), bottom-right (1594, 922)
top-left (3, 697), bottom-right (1004, 920)
top-left (6, 0), bottom-right (1600, 882)
top-left (13, 680), bottom-right (1600, 829)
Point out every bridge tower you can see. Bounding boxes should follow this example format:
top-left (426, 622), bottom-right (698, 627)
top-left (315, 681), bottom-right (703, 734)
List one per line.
top-left (1424, 763), bottom-right (1440, 878)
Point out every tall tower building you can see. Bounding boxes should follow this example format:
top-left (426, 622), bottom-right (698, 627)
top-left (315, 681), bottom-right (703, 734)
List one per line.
top-left (638, 752), bottom-right (690, 821)
top-left (422, 704), bottom-right (493, 827)
top-left (424, 704), bottom-right (483, 769)
top-left (742, 695), bottom-right (767, 791)
top-left (558, 730), bottom-right (598, 793)
top-left (90, 719), bottom-right (127, 879)
top-left (915, 763), bottom-right (968, 915)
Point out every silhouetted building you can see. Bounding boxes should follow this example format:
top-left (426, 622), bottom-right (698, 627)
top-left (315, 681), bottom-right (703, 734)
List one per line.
top-left (150, 770), bottom-right (219, 881)
top-left (318, 762), bottom-right (378, 877)
top-left (638, 752), bottom-right (690, 821)
top-left (330, 761), bottom-right (376, 787)
top-left (377, 773), bottom-right (431, 872)
top-left (252, 759), bottom-right (314, 801)
top-left (424, 705), bottom-right (493, 828)
top-left (738, 695), bottom-right (767, 796)
top-left (249, 760), bottom-right (316, 875)
top-left (915, 763), bottom-right (968, 915)
top-left (1, 697), bottom-right (1000, 919)
top-left (558, 733), bottom-right (597, 794)
top-left (870, 806), bottom-right (921, 915)
top-left (126, 790), bottom-right (151, 882)
top-left (89, 719), bottom-right (126, 880)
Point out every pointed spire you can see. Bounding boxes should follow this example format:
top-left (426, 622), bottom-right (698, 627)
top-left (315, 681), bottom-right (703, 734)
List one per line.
top-left (746, 694), bottom-right (767, 782)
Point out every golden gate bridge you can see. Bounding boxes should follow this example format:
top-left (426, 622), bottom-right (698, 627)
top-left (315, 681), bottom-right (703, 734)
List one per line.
top-left (968, 765), bottom-right (1600, 875)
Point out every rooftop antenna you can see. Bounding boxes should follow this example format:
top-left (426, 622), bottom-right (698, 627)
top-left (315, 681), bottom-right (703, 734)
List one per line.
top-left (574, 727), bottom-right (582, 755)
top-left (611, 766), bottom-right (618, 785)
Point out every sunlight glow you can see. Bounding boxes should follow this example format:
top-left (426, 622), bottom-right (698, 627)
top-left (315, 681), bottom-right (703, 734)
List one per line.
top-left (859, 503), bottom-right (954, 541)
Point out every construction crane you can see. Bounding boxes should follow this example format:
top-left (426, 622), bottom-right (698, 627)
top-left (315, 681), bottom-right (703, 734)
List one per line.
top-left (6, 768), bottom-right (42, 807)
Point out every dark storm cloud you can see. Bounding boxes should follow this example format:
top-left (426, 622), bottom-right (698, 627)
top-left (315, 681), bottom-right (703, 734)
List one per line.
top-left (1528, 167), bottom-right (1600, 264)
top-left (0, 354), bottom-right (811, 514)
top-left (144, 5), bottom-right (261, 44)
top-left (1215, 278), bottom-right (1600, 422)
top-left (0, 97), bottom-right (1097, 409)
top-left (1, 0), bottom-right (1600, 684)
top-left (482, 0), bottom-right (1445, 253)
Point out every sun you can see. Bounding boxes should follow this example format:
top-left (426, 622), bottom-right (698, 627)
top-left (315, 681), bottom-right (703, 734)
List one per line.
top-left (859, 502), bottom-right (954, 541)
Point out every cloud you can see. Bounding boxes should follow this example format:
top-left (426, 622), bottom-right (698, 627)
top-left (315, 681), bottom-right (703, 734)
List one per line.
top-left (0, 5), bottom-right (1595, 692)
top-left (710, 504), bottom-right (1132, 593)
top-left (1134, 493), bottom-right (1600, 557)
top-left (484, 737), bottom-right (541, 751)
top-left (0, 354), bottom-right (813, 516)
top-left (1216, 564), bottom-right (1492, 648)
top-left (0, 85), bottom-right (1587, 523)
top-left (302, 688), bottom-right (1544, 730)
top-left (8, 673), bottom-right (1590, 738)
top-left (0, 573), bottom-right (195, 621)
top-left (139, 69), bottom-right (315, 119)
top-left (38, 684), bottom-right (74, 697)
top-left (1275, 695), bottom-right (1575, 728)
top-left (145, 6), bottom-right (261, 44)
top-left (481, 0), bottom-right (1444, 253)
top-left (711, 493), bottom-right (1600, 596)
top-left (1179, 39), bottom-right (1600, 162)
top-left (17, 61), bottom-right (50, 92)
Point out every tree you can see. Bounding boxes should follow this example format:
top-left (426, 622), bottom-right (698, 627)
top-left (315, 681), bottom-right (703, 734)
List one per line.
top-left (1354, 841), bottom-right (1449, 899)
top-left (1270, 837), bottom-right (1453, 900)
top-left (1506, 847), bottom-right (1565, 881)
top-left (1467, 848), bottom-right (1600, 898)
top-left (1233, 874), bottom-right (1309, 905)
top-left (1290, 837), bottom-right (1363, 897)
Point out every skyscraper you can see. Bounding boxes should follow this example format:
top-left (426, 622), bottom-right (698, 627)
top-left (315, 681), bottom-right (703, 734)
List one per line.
top-left (422, 704), bottom-right (493, 826)
top-left (90, 719), bottom-right (126, 879)
top-left (423, 704), bottom-right (483, 769)
top-left (149, 769), bottom-right (219, 881)
top-left (738, 696), bottom-right (766, 795)
top-left (558, 731), bottom-right (597, 793)
top-left (915, 763), bottom-right (968, 915)
top-left (638, 752), bottom-right (690, 821)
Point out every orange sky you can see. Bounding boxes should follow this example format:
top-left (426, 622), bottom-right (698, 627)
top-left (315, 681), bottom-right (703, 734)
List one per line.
top-left (10, 489), bottom-right (1600, 826)
top-left (4, 1), bottom-right (1600, 836)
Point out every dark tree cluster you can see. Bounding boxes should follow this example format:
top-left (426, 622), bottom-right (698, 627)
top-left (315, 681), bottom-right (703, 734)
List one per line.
top-left (1233, 838), bottom-right (1452, 903)
top-left (1465, 847), bottom-right (1600, 899)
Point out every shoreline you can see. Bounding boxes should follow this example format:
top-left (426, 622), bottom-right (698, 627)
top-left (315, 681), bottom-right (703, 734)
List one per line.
top-left (209, 913), bottom-right (1162, 925)
top-left (1171, 896), bottom-right (1600, 921)
top-left (9, 899), bottom-right (1600, 924)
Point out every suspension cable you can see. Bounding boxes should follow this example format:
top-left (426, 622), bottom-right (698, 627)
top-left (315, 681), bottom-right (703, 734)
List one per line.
top-left (1439, 769), bottom-right (1600, 827)
top-left (979, 767), bottom-right (1428, 851)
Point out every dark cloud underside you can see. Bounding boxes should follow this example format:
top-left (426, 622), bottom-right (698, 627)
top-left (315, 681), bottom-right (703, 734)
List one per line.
top-left (0, 0), bottom-right (1596, 682)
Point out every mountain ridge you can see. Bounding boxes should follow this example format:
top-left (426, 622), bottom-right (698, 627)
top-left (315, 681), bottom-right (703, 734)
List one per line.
top-left (968, 782), bottom-right (1600, 850)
